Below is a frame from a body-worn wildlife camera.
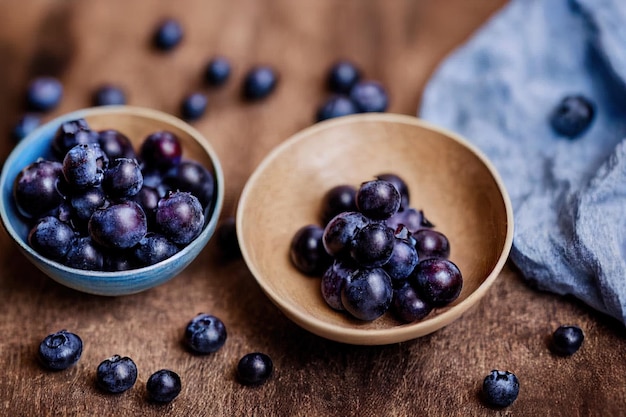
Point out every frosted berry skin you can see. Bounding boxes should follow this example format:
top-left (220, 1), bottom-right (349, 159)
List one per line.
top-left (155, 191), bottom-right (204, 245)
top-left (412, 258), bottom-right (462, 307)
top-left (341, 267), bottom-right (393, 321)
top-left (52, 118), bottom-right (99, 159)
top-left (551, 325), bottom-right (584, 356)
top-left (482, 370), bottom-right (520, 408)
top-left (26, 76), bottom-right (63, 112)
top-left (383, 229), bottom-right (419, 285)
top-left (146, 370), bottom-right (182, 403)
top-left (290, 224), bottom-right (332, 276)
top-left (550, 95), bottom-right (595, 139)
top-left (237, 352), bottom-right (273, 386)
top-left (96, 355), bottom-right (138, 394)
top-left (349, 222), bottom-right (395, 268)
top-left (65, 236), bottom-right (104, 270)
top-left (184, 313), bottom-right (227, 354)
top-left (133, 233), bottom-right (179, 267)
top-left (322, 211), bottom-right (369, 258)
top-left (162, 160), bottom-right (215, 210)
top-left (38, 330), bottom-right (83, 371)
top-left (13, 160), bottom-right (65, 219)
top-left (28, 216), bottom-right (75, 262)
top-left (88, 201), bottom-right (148, 250)
top-left (102, 158), bottom-right (144, 199)
top-left (62, 144), bottom-right (109, 189)
top-left (355, 179), bottom-right (401, 220)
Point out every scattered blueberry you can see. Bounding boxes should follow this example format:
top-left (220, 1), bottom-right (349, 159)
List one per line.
top-left (349, 80), bottom-right (389, 113)
top-left (327, 60), bottom-right (361, 94)
top-left (482, 370), bottom-right (520, 408)
top-left (153, 18), bottom-right (184, 51)
top-left (181, 92), bottom-right (208, 121)
top-left (237, 352), bottom-right (273, 386)
top-left (92, 84), bottom-right (127, 106)
top-left (96, 355), bottom-right (138, 394)
top-left (550, 95), bottom-right (595, 139)
top-left (316, 95), bottom-right (359, 122)
top-left (204, 56), bottom-right (231, 87)
top-left (38, 330), bottom-right (83, 371)
top-left (551, 325), bottom-right (584, 356)
top-left (242, 65), bottom-right (278, 100)
top-left (146, 369), bottom-right (182, 403)
top-left (290, 224), bottom-right (333, 276)
top-left (11, 113), bottom-right (40, 142)
top-left (26, 76), bottom-right (63, 112)
top-left (184, 313), bottom-right (227, 354)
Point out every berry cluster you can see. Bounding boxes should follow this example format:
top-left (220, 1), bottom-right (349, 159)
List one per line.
top-left (290, 173), bottom-right (463, 322)
top-left (13, 118), bottom-right (216, 271)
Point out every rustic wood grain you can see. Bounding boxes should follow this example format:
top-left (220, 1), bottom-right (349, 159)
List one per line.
top-left (1, 1), bottom-right (625, 416)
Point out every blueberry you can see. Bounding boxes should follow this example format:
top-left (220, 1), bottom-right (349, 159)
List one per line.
top-left (89, 201), bottom-right (148, 249)
top-left (102, 157), bottom-right (144, 199)
top-left (155, 191), bottom-right (204, 245)
top-left (383, 227), bottom-right (419, 284)
top-left (412, 258), bottom-right (462, 307)
top-left (147, 369), bottom-right (182, 403)
top-left (204, 56), bottom-right (231, 87)
top-left (215, 217), bottom-right (241, 260)
top-left (140, 130), bottom-right (183, 171)
top-left (26, 76), bottom-right (63, 112)
top-left (38, 330), bottom-right (83, 371)
top-left (69, 186), bottom-right (107, 231)
top-left (550, 95), bottom-right (595, 139)
top-left (327, 60), bottom-right (361, 94)
top-left (153, 18), bottom-right (184, 51)
top-left (376, 173), bottom-right (409, 212)
top-left (316, 95), bottom-right (359, 122)
top-left (320, 184), bottom-right (357, 225)
top-left (413, 229), bottom-right (450, 260)
top-left (350, 222), bottom-right (395, 268)
top-left (92, 84), bottom-right (127, 106)
top-left (133, 232), bottom-right (179, 267)
top-left (341, 267), bottom-right (393, 321)
top-left (392, 283), bottom-right (432, 323)
top-left (181, 92), bottom-right (208, 121)
top-left (162, 160), bottom-right (215, 210)
top-left (12, 113), bottom-right (40, 142)
top-left (482, 370), bottom-right (520, 408)
top-left (551, 325), bottom-right (584, 356)
top-left (356, 179), bottom-right (401, 220)
top-left (65, 236), bottom-right (104, 270)
top-left (386, 208), bottom-right (433, 234)
top-left (349, 80), bottom-right (389, 113)
top-left (321, 259), bottom-right (357, 311)
top-left (242, 66), bottom-right (278, 100)
top-left (62, 143), bottom-right (109, 189)
top-left (322, 211), bottom-right (369, 257)
top-left (96, 355), bottom-right (138, 394)
top-left (52, 118), bottom-right (99, 159)
top-left (28, 216), bottom-right (75, 262)
top-left (290, 224), bottom-right (333, 276)
top-left (184, 313), bottom-right (227, 354)
top-left (97, 129), bottom-right (136, 160)
top-left (13, 159), bottom-right (65, 219)
top-left (237, 352), bottom-right (273, 386)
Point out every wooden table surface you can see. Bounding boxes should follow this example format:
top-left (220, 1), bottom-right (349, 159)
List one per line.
top-left (1, 1), bottom-right (625, 416)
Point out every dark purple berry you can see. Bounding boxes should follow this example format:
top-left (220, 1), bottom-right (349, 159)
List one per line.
top-left (69, 186), bottom-right (107, 230)
top-left (320, 184), bottom-right (357, 225)
top-left (97, 129), bottom-right (136, 160)
top-left (102, 158), bottom-right (143, 199)
top-left (316, 95), bottom-right (359, 122)
top-left (376, 173), bottom-right (409, 212)
top-left (26, 76), bottom-right (63, 112)
top-left (28, 216), bottom-right (75, 262)
top-left (383, 227), bottom-right (419, 284)
top-left (52, 118), bottom-right (99, 159)
top-left (13, 159), bottom-right (65, 219)
top-left (184, 313), bottom-right (227, 354)
top-left (341, 267), bottom-right (393, 321)
top-left (181, 92), bottom-right (208, 121)
top-left (12, 113), bottom-right (40, 142)
top-left (242, 66), bottom-right (278, 100)
top-left (412, 258), bottom-right (462, 307)
top-left (290, 224), bottom-right (332, 276)
top-left (162, 160), bottom-right (215, 209)
top-left (356, 179), bottom-right (400, 220)
top-left (38, 330), bottom-right (82, 371)
top-left (65, 236), bottom-right (104, 270)
top-left (237, 352), bottom-right (273, 386)
top-left (551, 325), bottom-right (584, 356)
top-left (413, 229), bottom-right (450, 260)
top-left (92, 84), bottom-right (127, 106)
top-left (155, 191), bottom-right (204, 245)
top-left (482, 370), bottom-right (520, 408)
top-left (204, 56), bottom-right (231, 86)
top-left (386, 208), bottom-right (433, 233)
top-left (321, 259), bottom-right (357, 311)
top-left (140, 131), bottom-right (182, 171)
top-left (89, 201), bottom-right (147, 249)
top-left (349, 80), bottom-right (388, 113)
top-left (133, 233), bottom-right (179, 267)
top-left (147, 369), bottom-right (182, 403)
top-left (350, 222), bottom-right (395, 268)
top-left (327, 60), bottom-right (361, 94)
top-left (132, 186), bottom-right (160, 224)
top-left (322, 211), bottom-right (369, 257)
top-left (96, 355), bottom-right (138, 394)
top-left (550, 95), bottom-right (594, 139)
top-left (392, 283), bottom-right (432, 323)
top-left (103, 252), bottom-right (136, 272)
top-left (153, 18), bottom-right (184, 51)
top-left (62, 144), bottom-right (109, 189)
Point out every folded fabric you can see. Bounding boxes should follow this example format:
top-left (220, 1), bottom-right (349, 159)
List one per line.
top-left (420, 0), bottom-right (626, 325)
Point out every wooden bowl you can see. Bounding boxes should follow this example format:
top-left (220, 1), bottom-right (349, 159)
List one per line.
top-left (0, 106), bottom-right (224, 296)
top-left (237, 113), bottom-right (513, 345)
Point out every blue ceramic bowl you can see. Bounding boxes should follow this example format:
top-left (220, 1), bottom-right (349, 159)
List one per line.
top-left (0, 106), bottom-right (224, 296)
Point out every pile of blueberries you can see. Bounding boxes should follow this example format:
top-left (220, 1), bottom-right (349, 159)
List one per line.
top-left (290, 173), bottom-right (462, 323)
top-left (13, 117), bottom-right (215, 271)
top-left (37, 313), bottom-right (273, 403)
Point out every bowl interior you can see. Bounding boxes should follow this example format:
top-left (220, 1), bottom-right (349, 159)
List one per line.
top-left (237, 113), bottom-right (513, 344)
top-left (0, 106), bottom-right (224, 295)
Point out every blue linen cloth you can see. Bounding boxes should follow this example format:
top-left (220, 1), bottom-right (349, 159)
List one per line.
top-left (420, 0), bottom-right (626, 325)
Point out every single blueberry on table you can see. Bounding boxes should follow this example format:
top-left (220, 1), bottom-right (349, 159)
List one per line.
top-left (38, 330), bottom-right (83, 371)
top-left (341, 267), bottom-right (393, 321)
top-left (551, 325), bottom-right (584, 356)
top-left (181, 92), bottom-right (208, 121)
top-left (153, 18), bottom-right (184, 51)
top-left (482, 370), bottom-right (520, 408)
top-left (26, 76), bottom-right (63, 112)
top-left (92, 84), bottom-right (127, 106)
top-left (290, 224), bottom-right (333, 276)
top-left (349, 80), bottom-right (389, 113)
top-left (204, 56), bottom-right (232, 86)
top-left (96, 355), bottom-right (138, 394)
top-left (550, 95), bottom-right (595, 139)
top-left (320, 184), bottom-right (358, 225)
top-left (327, 60), bottom-right (362, 94)
top-left (242, 65), bottom-right (278, 100)
top-left (12, 113), bottom-right (40, 142)
top-left (146, 369), bottom-right (182, 403)
top-left (184, 313), bottom-right (227, 354)
top-left (28, 216), bottom-right (75, 262)
top-left (316, 95), bottom-right (359, 122)
top-left (237, 352), bottom-right (273, 386)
